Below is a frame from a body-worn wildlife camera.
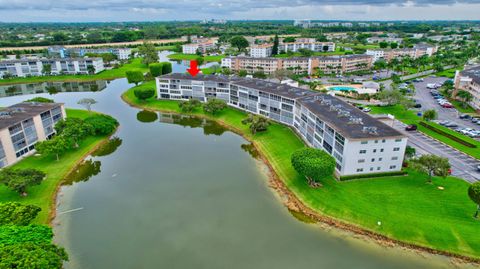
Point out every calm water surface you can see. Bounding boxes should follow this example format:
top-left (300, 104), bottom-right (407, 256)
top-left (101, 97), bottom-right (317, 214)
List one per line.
top-left (0, 79), bottom-right (466, 269)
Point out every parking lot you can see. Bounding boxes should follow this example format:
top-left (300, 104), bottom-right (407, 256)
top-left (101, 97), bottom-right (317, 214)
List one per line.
top-left (412, 76), bottom-right (480, 139)
top-left (391, 120), bottom-right (480, 183)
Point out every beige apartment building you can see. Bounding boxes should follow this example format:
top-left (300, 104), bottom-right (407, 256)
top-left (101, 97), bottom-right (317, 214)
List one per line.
top-left (221, 55), bottom-right (373, 75)
top-left (0, 102), bottom-right (65, 168)
top-left (454, 65), bottom-right (480, 111)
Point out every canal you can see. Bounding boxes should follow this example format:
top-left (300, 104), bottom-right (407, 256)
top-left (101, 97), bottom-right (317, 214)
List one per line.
top-left (0, 78), bottom-right (461, 268)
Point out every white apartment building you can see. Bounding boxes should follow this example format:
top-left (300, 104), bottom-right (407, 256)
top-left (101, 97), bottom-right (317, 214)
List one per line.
top-left (454, 66), bottom-right (480, 110)
top-left (249, 44), bottom-right (273, 58)
top-left (156, 73), bottom-right (407, 177)
top-left (279, 41), bottom-right (335, 53)
top-left (0, 102), bottom-right (66, 167)
top-left (0, 58), bottom-right (105, 78)
top-left (48, 46), bottom-right (132, 60)
top-left (182, 41), bottom-right (216, 54)
top-left (366, 44), bottom-right (438, 62)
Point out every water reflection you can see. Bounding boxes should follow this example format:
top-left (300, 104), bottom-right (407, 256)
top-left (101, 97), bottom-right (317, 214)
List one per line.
top-left (0, 80), bottom-right (107, 97)
top-left (158, 112), bottom-right (227, 136)
top-left (136, 110), bottom-right (158, 123)
top-left (91, 137), bottom-right (122, 157)
top-left (63, 159), bottom-right (101, 185)
top-left (240, 143), bottom-right (259, 159)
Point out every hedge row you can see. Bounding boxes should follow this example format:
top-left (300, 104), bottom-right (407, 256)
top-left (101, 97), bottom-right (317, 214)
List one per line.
top-left (339, 170), bottom-right (407, 181)
top-left (419, 121), bottom-right (477, 148)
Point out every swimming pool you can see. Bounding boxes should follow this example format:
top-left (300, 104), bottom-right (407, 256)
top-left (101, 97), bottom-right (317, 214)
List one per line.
top-left (329, 86), bottom-right (357, 92)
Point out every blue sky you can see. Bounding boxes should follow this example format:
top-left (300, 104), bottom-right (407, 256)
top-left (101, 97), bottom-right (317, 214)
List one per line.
top-left (0, 0), bottom-right (479, 22)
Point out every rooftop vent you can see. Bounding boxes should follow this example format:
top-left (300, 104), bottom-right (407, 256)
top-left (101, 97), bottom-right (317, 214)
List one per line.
top-left (10, 107), bottom-right (25, 113)
top-left (321, 99), bottom-right (332, 106)
top-left (337, 110), bottom-right (350, 118)
top-left (362, 126), bottom-right (378, 134)
top-left (348, 116), bottom-right (363, 125)
top-left (0, 111), bottom-right (12, 119)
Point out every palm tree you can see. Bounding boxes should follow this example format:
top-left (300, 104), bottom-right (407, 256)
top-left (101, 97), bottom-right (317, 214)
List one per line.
top-left (457, 90), bottom-right (473, 109)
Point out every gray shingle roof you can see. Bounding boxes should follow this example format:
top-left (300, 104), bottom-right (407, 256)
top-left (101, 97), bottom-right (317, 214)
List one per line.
top-left (0, 102), bottom-right (62, 130)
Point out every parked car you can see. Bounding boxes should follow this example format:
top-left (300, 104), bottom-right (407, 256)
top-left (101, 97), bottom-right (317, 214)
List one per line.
top-left (442, 103), bottom-right (454, 108)
top-left (427, 83), bottom-right (438, 89)
top-left (459, 114), bottom-right (472, 120)
top-left (445, 122), bottom-right (458, 127)
top-left (413, 103), bottom-right (422, 108)
top-left (362, 107), bottom-right (371, 112)
top-left (405, 124), bottom-right (418, 131)
top-left (472, 118), bottom-right (479, 123)
top-left (477, 165), bottom-right (480, 172)
top-left (439, 120), bottom-right (450, 126)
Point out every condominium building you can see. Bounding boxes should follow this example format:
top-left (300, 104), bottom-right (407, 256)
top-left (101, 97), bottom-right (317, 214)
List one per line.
top-left (0, 58), bottom-right (105, 78)
top-left (221, 55), bottom-right (373, 75)
top-left (156, 73), bottom-right (407, 177)
top-left (48, 46), bottom-right (132, 60)
top-left (278, 41), bottom-right (335, 53)
top-left (249, 44), bottom-right (273, 58)
top-left (366, 44), bottom-right (438, 62)
top-left (454, 65), bottom-right (480, 110)
top-left (182, 40), bottom-right (216, 54)
top-left (0, 102), bottom-right (66, 167)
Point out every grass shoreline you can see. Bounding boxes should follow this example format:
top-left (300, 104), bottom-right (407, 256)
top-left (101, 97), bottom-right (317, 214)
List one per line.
top-left (122, 82), bottom-right (480, 263)
top-left (0, 109), bottom-right (117, 224)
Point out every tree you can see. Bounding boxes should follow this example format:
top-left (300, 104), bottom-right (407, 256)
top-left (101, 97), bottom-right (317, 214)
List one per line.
top-left (0, 202), bottom-right (41, 225)
top-left (404, 145), bottom-right (416, 159)
top-left (138, 42), bottom-right (159, 65)
top-left (377, 89), bottom-right (404, 106)
top-left (126, 70), bottom-right (144, 85)
top-left (77, 98), bottom-right (97, 112)
top-left (162, 62), bottom-right (172, 74)
top-left (203, 99), bottom-right (227, 115)
top-left (24, 97), bottom-right (54, 103)
top-left (133, 87), bottom-right (155, 101)
top-left (468, 182), bottom-right (480, 218)
top-left (252, 71), bottom-right (267, 79)
top-left (433, 62), bottom-right (444, 72)
top-left (390, 42), bottom-right (398, 49)
top-left (54, 118), bottom-right (93, 148)
top-left (149, 63), bottom-right (164, 77)
top-left (422, 109), bottom-right (437, 121)
top-left (457, 90), bottom-right (473, 109)
top-left (100, 53), bottom-right (117, 65)
top-left (41, 64), bottom-right (52, 75)
top-left (298, 48), bottom-right (313, 57)
top-left (379, 41), bottom-right (389, 48)
top-left (373, 59), bottom-right (387, 71)
top-left (241, 114), bottom-right (271, 134)
top-left (272, 34), bottom-right (279, 55)
top-left (35, 135), bottom-right (71, 161)
top-left (84, 114), bottom-right (119, 135)
top-left (291, 148), bottom-right (336, 187)
top-left (196, 56), bottom-right (205, 66)
top-left (273, 69), bottom-right (293, 82)
top-left (410, 154), bottom-right (450, 183)
top-left (0, 168), bottom-right (46, 196)
top-left (238, 70), bottom-right (248, 77)
top-left (230, 36), bottom-right (249, 51)
top-left (0, 242), bottom-right (68, 269)
top-left (178, 99), bottom-right (201, 112)
top-left (86, 65), bottom-right (96, 75)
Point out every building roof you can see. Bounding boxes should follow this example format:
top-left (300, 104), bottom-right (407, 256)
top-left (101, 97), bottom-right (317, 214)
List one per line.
top-left (297, 94), bottom-right (404, 139)
top-left (460, 65), bottom-right (480, 85)
top-left (160, 73), bottom-right (233, 83)
top-left (0, 102), bottom-right (63, 130)
top-left (231, 78), bottom-right (317, 99)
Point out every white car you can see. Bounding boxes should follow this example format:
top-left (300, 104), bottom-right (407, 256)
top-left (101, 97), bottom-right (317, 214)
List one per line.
top-left (362, 107), bottom-right (371, 112)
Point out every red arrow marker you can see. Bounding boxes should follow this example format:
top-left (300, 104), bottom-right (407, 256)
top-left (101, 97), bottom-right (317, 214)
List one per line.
top-left (187, 60), bottom-right (200, 77)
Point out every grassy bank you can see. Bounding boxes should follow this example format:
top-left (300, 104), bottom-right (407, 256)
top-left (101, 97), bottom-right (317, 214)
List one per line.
top-left (123, 82), bottom-right (480, 260)
top-left (0, 58), bottom-right (148, 86)
top-left (0, 109), bottom-right (115, 224)
top-left (370, 105), bottom-right (480, 159)
top-left (167, 53), bottom-right (224, 62)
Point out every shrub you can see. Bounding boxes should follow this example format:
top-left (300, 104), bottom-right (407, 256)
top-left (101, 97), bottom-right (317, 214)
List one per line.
top-left (125, 70), bottom-right (144, 85)
top-left (133, 87), bottom-right (155, 101)
top-left (149, 63), bottom-right (163, 77)
top-left (162, 62), bottom-right (172, 74)
top-left (0, 202), bottom-right (41, 226)
top-left (339, 171), bottom-right (408, 181)
top-left (291, 148), bottom-right (336, 184)
top-left (23, 97), bottom-right (54, 103)
top-left (84, 114), bottom-right (119, 135)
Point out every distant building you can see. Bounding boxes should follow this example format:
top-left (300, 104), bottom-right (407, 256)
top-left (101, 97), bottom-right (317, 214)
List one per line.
top-left (294, 19), bottom-right (312, 28)
top-left (0, 58), bottom-right (105, 78)
top-left (366, 37), bottom-right (403, 44)
top-left (182, 40), bottom-right (216, 54)
top-left (454, 65), bottom-right (480, 110)
top-left (366, 44), bottom-right (438, 62)
top-left (0, 102), bottom-right (66, 167)
top-left (48, 46), bottom-right (131, 60)
top-left (249, 44), bottom-right (273, 58)
top-left (278, 41), bottom-right (335, 53)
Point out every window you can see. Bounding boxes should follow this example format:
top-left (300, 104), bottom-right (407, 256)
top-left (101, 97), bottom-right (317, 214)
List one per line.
top-left (370, 167), bottom-right (374, 171)
top-left (374, 140), bottom-right (378, 143)
top-left (395, 139), bottom-right (402, 142)
top-left (377, 167), bottom-right (381, 171)
top-left (393, 147), bottom-right (400, 151)
top-left (379, 158), bottom-right (382, 161)
top-left (356, 168), bottom-right (364, 172)
top-left (382, 139), bottom-right (386, 143)
top-left (373, 149), bottom-right (377, 153)
top-left (371, 158), bottom-right (375, 162)
top-left (390, 165), bottom-right (397, 169)
top-left (361, 141), bottom-right (368, 144)
top-left (358, 159), bottom-right (365, 163)
top-left (380, 149), bottom-right (384, 152)
top-left (359, 150), bottom-right (366, 154)
top-left (392, 156), bottom-right (399, 160)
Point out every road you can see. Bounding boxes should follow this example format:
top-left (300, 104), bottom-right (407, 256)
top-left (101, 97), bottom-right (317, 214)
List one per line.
top-left (389, 120), bottom-right (480, 183)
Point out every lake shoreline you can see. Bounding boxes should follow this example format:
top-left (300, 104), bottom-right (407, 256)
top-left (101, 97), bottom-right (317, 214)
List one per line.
top-left (121, 91), bottom-right (480, 266)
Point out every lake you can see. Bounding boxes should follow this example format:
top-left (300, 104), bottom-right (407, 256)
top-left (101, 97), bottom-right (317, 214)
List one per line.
top-left (0, 79), bottom-right (463, 268)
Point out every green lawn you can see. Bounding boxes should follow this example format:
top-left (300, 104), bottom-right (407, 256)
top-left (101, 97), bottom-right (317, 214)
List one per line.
top-left (435, 68), bottom-right (457, 79)
top-left (370, 105), bottom-right (480, 159)
top-left (337, 43), bottom-right (380, 50)
top-left (123, 83), bottom-right (480, 259)
top-left (0, 58), bottom-right (149, 85)
top-left (167, 53), bottom-right (224, 62)
top-left (0, 109), bottom-right (114, 224)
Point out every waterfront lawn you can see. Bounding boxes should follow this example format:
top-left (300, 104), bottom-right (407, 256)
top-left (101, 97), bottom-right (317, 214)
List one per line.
top-left (0, 58), bottom-right (149, 85)
top-left (370, 105), bottom-right (480, 159)
top-left (0, 109), bottom-right (112, 224)
top-left (123, 84), bottom-right (480, 259)
top-left (167, 53), bottom-right (225, 62)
